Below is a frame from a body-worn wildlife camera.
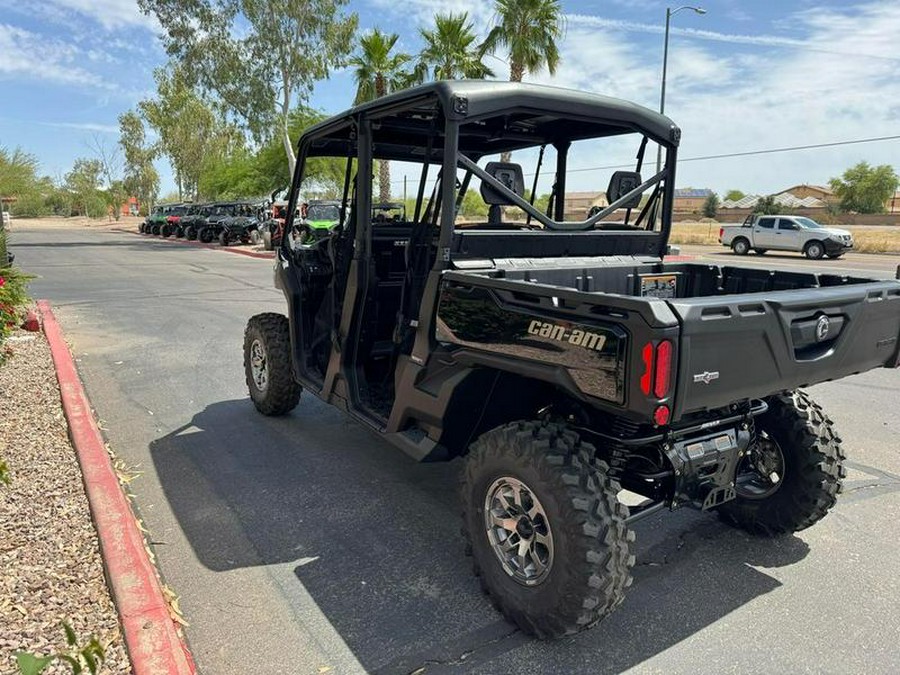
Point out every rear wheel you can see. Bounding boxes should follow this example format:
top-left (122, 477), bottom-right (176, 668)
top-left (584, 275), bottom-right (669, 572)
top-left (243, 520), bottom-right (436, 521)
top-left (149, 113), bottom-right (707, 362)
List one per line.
top-left (199, 228), bottom-right (214, 243)
top-left (161, 224), bottom-right (171, 238)
top-left (263, 230), bottom-right (273, 250)
top-left (731, 238), bottom-right (750, 255)
top-left (250, 229), bottom-right (261, 245)
top-left (152, 224), bottom-right (162, 235)
top-left (804, 240), bottom-right (825, 259)
top-left (219, 231), bottom-right (229, 246)
top-left (718, 390), bottom-right (844, 536)
top-left (184, 226), bottom-right (196, 241)
top-left (461, 421), bottom-right (634, 639)
top-left (174, 226), bottom-right (184, 238)
top-left (243, 313), bottom-right (302, 416)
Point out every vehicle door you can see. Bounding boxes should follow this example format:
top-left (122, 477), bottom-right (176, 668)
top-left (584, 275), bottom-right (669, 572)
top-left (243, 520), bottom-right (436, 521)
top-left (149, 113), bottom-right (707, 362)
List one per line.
top-left (777, 218), bottom-right (802, 250)
top-left (752, 216), bottom-right (778, 248)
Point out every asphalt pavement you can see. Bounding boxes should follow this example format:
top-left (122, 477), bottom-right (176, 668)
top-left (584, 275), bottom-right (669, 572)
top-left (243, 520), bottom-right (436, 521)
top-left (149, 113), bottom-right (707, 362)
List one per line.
top-left (11, 225), bottom-right (900, 674)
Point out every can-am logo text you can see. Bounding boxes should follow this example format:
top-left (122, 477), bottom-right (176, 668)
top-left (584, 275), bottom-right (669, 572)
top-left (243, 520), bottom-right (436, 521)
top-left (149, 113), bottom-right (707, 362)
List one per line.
top-left (527, 320), bottom-right (607, 351)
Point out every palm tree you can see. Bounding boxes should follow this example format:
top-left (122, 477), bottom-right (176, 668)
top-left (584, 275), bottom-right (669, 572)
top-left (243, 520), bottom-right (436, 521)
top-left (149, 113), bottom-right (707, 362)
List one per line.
top-left (416, 12), bottom-right (494, 81)
top-left (481, 0), bottom-right (564, 161)
top-left (349, 29), bottom-right (412, 202)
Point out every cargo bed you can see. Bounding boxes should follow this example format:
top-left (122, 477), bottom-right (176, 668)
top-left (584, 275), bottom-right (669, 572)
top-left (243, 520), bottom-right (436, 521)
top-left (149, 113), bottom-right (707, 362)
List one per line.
top-left (443, 258), bottom-right (900, 422)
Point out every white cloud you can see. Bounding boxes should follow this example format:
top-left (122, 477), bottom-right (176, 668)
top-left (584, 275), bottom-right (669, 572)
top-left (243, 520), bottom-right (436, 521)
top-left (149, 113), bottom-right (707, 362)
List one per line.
top-left (0, 24), bottom-right (118, 90)
top-left (518, 1), bottom-right (900, 195)
top-left (40, 121), bottom-right (120, 133)
top-left (42, 0), bottom-right (157, 31)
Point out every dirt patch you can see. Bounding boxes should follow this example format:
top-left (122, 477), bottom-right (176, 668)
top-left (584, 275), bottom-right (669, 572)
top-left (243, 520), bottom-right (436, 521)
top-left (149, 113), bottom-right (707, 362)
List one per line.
top-left (4, 215), bottom-right (144, 230)
top-left (0, 328), bottom-right (131, 673)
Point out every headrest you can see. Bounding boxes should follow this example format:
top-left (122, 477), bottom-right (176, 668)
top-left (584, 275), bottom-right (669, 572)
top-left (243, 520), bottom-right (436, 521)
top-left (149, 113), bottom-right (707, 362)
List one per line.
top-left (480, 162), bottom-right (525, 205)
top-left (606, 171), bottom-right (642, 209)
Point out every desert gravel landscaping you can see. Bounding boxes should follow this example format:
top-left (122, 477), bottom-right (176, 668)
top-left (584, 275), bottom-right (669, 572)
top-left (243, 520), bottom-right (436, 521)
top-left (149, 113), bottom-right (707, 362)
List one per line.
top-left (0, 328), bottom-right (130, 674)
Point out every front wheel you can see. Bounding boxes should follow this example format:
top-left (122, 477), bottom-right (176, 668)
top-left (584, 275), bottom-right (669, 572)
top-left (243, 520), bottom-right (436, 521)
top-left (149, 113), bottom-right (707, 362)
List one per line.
top-left (263, 230), bottom-right (273, 250)
top-left (184, 226), bottom-right (196, 241)
top-left (243, 314), bottom-right (302, 416)
top-left (461, 421), bottom-right (634, 639)
top-left (250, 229), bottom-right (261, 245)
top-left (731, 238), bottom-right (750, 255)
top-left (199, 228), bottom-right (214, 243)
top-left (804, 240), bottom-right (825, 259)
top-left (219, 231), bottom-right (229, 246)
top-left (718, 390), bottom-right (845, 536)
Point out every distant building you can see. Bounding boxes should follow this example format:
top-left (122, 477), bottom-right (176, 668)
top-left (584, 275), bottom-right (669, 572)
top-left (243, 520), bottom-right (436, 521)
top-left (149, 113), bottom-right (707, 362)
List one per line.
top-left (673, 188), bottom-right (714, 213)
top-left (775, 184), bottom-right (837, 205)
top-left (563, 191), bottom-right (607, 218)
top-left (887, 190), bottom-right (900, 214)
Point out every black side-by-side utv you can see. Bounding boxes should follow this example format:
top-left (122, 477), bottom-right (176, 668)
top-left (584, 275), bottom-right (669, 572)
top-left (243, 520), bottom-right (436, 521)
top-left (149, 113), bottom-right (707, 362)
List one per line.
top-left (242, 81), bottom-right (900, 639)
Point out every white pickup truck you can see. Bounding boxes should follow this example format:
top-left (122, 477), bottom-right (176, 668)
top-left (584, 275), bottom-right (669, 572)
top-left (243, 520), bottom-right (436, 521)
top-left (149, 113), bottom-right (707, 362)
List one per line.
top-left (719, 214), bottom-right (854, 259)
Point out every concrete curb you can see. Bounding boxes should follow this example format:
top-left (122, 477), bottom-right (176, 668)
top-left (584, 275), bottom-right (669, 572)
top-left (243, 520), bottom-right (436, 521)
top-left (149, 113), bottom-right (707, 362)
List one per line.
top-left (112, 227), bottom-right (275, 260)
top-left (37, 300), bottom-right (196, 675)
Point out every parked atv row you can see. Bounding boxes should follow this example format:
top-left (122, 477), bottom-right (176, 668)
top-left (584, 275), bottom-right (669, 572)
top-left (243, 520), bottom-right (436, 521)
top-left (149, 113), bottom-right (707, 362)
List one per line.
top-left (139, 201), bottom-right (265, 246)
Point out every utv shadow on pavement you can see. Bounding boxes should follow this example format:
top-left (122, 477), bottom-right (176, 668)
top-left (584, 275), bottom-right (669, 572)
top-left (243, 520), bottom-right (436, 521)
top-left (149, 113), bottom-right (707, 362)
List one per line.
top-left (150, 398), bottom-right (809, 674)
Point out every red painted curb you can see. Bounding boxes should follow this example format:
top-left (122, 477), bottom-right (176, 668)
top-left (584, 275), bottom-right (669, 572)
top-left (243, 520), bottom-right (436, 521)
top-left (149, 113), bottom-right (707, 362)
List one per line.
top-left (38, 300), bottom-right (195, 675)
top-left (112, 227), bottom-right (275, 259)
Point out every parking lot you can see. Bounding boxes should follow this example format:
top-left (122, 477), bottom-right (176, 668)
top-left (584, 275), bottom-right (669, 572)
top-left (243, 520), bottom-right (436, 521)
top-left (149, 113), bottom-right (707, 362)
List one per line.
top-left (14, 224), bottom-right (900, 674)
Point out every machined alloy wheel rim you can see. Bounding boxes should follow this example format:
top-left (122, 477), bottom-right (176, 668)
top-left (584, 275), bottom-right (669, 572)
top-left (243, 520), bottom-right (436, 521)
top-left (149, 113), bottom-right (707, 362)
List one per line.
top-left (249, 339), bottom-right (268, 393)
top-left (808, 243), bottom-right (822, 258)
top-left (734, 432), bottom-right (785, 500)
top-left (484, 476), bottom-right (554, 586)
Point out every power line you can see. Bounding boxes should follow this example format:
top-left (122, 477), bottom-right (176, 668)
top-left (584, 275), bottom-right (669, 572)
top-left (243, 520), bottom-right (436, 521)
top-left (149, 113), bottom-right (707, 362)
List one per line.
top-left (565, 134), bottom-right (900, 174)
top-left (390, 134), bottom-right (900, 185)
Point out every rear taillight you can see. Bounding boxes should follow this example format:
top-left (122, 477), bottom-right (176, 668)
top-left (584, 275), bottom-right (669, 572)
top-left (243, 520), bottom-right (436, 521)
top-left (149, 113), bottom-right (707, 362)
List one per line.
top-left (654, 340), bottom-right (672, 398)
top-left (718, 227), bottom-right (723, 241)
top-left (640, 343), bottom-right (654, 396)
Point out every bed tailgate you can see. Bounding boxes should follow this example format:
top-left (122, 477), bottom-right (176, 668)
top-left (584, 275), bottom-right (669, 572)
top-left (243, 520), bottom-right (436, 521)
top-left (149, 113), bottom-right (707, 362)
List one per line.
top-left (668, 281), bottom-right (900, 418)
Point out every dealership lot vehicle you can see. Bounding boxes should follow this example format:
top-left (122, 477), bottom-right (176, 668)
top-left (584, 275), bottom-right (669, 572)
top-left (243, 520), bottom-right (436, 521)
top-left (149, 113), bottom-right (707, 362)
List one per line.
top-left (719, 214), bottom-right (854, 259)
top-left (218, 202), bottom-right (265, 246)
top-left (242, 81), bottom-right (900, 639)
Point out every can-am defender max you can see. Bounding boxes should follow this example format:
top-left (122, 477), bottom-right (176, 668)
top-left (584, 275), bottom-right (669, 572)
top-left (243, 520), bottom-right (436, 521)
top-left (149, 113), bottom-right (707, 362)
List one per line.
top-left (243, 81), bottom-right (900, 639)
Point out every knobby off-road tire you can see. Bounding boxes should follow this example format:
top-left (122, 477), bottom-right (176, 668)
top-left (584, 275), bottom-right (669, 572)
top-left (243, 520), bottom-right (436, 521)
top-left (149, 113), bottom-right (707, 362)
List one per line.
top-left (461, 421), bottom-right (634, 639)
top-left (250, 229), bottom-right (261, 245)
top-left (199, 228), bottom-right (214, 244)
top-left (184, 226), bottom-right (196, 240)
top-left (244, 313), bottom-right (302, 416)
top-left (263, 230), bottom-right (273, 250)
top-left (718, 390), bottom-right (845, 536)
top-left (219, 231), bottom-right (229, 246)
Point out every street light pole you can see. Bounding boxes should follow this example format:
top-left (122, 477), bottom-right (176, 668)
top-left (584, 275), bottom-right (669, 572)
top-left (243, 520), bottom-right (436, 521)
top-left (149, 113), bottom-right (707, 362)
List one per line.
top-left (656, 5), bottom-right (706, 174)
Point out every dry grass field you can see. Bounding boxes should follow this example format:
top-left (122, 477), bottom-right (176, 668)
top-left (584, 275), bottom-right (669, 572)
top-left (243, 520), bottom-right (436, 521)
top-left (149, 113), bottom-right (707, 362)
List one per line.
top-left (670, 221), bottom-right (900, 253)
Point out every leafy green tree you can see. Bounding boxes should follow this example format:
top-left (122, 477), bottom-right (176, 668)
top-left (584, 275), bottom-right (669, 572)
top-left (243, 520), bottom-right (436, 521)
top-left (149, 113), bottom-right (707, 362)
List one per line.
top-left (724, 189), bottom-right (745, 202)
top-left (0, 147), bottom-right (39, 198)
top-left (752, 195), bottom-right (781, 216)
top-left (829, 161), bottom-right (899, 214)
top-left (702, 193), bottom-right (719, 218)
top-left (64, 159), bottom-right (105, 217)
top-left (139, 66), bottom-right (237, 200)
top-left (119, 111), bottom-right (160, 214)
top-left (416, 13), bottom-right (494, 81)
top-left (349, 29), bottom-right (412, 202)
top-left (138, 0), bottom-right (357, 176)
top-left (481, 0), bottom-right (564, 161)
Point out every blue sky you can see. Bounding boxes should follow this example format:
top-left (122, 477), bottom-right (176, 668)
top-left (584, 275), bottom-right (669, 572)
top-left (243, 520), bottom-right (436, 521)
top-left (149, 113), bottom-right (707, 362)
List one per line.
top-left (1, 0), bottom-right (898, 197)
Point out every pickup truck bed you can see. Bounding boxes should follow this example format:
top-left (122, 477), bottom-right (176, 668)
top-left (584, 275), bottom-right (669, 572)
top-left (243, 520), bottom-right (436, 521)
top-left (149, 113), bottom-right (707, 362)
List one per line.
top-left (438, 257), bottom-right (900, 424)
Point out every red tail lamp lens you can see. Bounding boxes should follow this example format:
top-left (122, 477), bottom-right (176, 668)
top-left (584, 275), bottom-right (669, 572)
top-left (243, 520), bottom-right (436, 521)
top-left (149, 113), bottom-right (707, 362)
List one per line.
top-left (654, 405), bottom-right (670, 426)
top-left (718, 227), bottom-right (724, 240)
top-left (654, 340), bottom-right (673, 398)
top-left (640, 343), bottom-right (654, 395)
